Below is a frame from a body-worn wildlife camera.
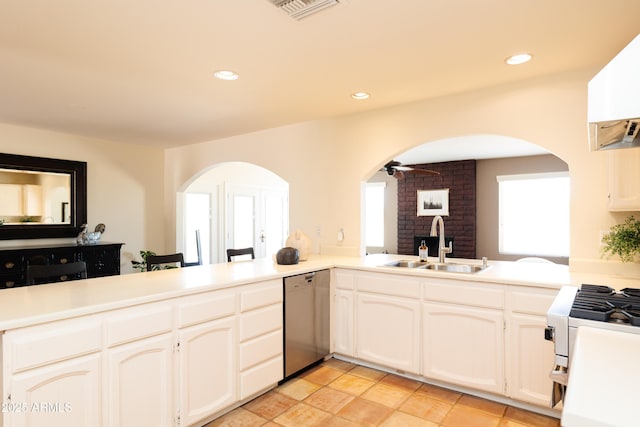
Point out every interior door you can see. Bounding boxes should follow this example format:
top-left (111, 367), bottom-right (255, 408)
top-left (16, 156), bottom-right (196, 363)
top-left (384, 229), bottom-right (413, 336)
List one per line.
top-left (184, 192), bottom-right (211, 265)
top-left (227, 185), bottom-right (287, 260)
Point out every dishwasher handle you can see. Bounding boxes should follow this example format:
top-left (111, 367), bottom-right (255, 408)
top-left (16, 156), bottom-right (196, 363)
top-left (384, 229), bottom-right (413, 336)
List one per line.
top-left (304, 272), bottom-right (316, 282)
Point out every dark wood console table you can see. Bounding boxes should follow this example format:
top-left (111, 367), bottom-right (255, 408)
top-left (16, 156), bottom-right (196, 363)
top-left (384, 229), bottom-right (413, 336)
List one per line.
top-left (0, 242), bottom-right (124, 288)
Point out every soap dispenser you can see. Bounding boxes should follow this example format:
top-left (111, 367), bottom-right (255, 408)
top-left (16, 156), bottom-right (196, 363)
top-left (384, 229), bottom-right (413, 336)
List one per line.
top-left (419, 240), bottom-right (428, 262)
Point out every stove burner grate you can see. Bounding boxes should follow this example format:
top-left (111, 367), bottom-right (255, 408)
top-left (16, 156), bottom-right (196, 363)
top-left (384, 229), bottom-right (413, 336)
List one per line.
top-left (570, 284), bottom-right (640, 325)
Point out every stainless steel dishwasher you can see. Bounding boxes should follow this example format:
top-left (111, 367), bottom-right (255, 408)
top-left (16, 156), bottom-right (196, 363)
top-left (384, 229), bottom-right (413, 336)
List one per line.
top-left (283, 269), bottom-right (330, 379)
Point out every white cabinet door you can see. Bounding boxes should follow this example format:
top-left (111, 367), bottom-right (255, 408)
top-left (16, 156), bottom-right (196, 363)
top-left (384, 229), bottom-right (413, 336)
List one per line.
top-left (7, 354), bottom-right (101, 427)
top-left (0, 184), bottom-right (23, 216)
top-left (423, 301), bottom-right (504, 394)
top-left (334, 289), bottom-right (354, 356)
top-left (507, 313), bottom-right (555, 406)
top-left (22, 185), bottom-right (42, 216)
top-left (356, 292), bottom-right (421, 374)
top-left (178, 316), bottom-right (236, 426)
top-left (608, 150), bottom-right (640, 210)
top-left (107, 334), bottom-right (174, 427)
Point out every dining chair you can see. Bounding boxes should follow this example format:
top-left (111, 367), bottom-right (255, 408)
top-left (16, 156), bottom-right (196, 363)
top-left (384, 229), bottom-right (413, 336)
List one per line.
top-left (184, 230), bottom-right (203, 267)
top-left (26, 261), bottom-right (88, 285)
top-left (226, 247), bottom-right (255, 262)
top-left (146, 253), bottom-right (185, 271)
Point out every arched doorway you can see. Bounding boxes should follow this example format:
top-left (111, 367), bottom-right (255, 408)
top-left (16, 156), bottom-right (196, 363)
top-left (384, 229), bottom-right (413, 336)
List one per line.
top-left (178, 162), bottom-right (289, 264)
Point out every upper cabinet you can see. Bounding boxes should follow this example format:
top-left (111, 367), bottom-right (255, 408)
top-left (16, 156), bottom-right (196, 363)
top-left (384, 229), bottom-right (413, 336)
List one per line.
top-left (0, 184), bottom-right (43, 217)
top-left (608, 150), bottom-right (640, 211)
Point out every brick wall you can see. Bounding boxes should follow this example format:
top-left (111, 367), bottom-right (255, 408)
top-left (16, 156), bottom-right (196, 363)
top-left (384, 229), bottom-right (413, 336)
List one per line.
top-left (397, 160), bottom-right (476, 258)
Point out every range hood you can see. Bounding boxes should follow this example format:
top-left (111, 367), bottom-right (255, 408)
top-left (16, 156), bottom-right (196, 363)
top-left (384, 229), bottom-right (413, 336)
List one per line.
top-left (588, 34), bottom-right (640, 151)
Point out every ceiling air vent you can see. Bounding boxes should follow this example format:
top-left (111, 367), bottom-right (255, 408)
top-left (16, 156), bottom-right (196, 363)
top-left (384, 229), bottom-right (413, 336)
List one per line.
top-left (269, 0), bottom-right (339, 20)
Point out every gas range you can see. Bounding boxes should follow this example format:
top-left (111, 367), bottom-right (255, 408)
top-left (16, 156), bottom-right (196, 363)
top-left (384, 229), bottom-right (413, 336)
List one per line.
top-left (545, 284), bottom-right (640, 407)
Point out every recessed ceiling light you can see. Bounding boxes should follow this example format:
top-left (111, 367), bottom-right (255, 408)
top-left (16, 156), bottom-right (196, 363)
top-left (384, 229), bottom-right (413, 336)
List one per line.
top-left (214, 70), bottom-right (239, 81)
top-left (351, 92), bottom-right (370, 100)
top-left (505, 53), bottom-right (532, 65)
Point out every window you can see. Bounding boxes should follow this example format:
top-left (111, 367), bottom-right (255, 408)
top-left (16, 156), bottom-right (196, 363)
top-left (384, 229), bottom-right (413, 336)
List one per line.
top-left (497, 172), bottom-right (570, 257)
top-left (365, 182), bottom-right (386, 247)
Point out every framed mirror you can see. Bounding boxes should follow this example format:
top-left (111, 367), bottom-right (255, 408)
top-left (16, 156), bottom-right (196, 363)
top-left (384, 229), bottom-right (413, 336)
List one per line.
top-left (0, 153), bottom-right (87, 240)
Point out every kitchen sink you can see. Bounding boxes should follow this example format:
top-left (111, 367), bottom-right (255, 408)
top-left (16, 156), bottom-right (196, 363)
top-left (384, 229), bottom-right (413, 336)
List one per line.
top-left (381, 260), bottom-right (488, 273)
top-left (382, 260), bottom-right (428, 269)
top-left (425, 263), bottom-right (488, 273)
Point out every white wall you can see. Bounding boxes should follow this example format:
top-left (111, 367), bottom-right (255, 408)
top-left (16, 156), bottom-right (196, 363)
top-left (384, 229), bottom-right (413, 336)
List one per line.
top-left (0, 123), bottom-right (165, 273)
top-left (165, 68), bottom-right (640, 276)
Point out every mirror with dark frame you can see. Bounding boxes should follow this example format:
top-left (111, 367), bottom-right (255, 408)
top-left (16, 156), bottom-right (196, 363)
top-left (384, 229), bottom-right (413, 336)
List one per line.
top-left (0, 153), bottom-right (87, 240)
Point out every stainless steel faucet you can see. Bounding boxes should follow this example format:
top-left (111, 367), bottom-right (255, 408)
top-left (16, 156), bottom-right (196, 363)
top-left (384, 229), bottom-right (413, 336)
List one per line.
top-left (430, 215), bottom-right (452, 263)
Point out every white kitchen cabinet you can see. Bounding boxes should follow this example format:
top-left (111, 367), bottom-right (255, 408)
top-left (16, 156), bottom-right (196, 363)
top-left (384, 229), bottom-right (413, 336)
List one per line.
top-left (178, 317), bottom-right (236, 426)
top-left (333, 270), bottom-right (355, 356)
top-left (607, 150), bottom-right (640, 211)
top-left (6, 354), bottom-right (101, 427)
top-left (22, 185), bottom-right (42, 217)
top-left (238, 280), bottom-right (283, 400)
top-left (0, 184), bottom-right (23, 216)
top-left (423, 301), bottom-right (504, 394)
top-left (422, 279), bottom-right (505, 394)
top-left (106, 333), bottom-right (174, 427)
top-left (334, 289), bottom-right (354, 356)
top-left (356, 292), bottom-right (421, 374)
top-left (505, 287), bottom-right (557, 407)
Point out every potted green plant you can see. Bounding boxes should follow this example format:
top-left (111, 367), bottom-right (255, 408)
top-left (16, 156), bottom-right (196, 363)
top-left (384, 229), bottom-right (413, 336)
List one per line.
top-left (601, 216), bottom-right (640, 262)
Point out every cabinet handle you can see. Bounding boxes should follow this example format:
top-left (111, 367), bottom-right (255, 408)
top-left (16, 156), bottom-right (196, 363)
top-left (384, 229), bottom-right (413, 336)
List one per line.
top-left (5, 261), bottom-right (15, 269)
top-left (60, 258), bottom-right (68, 264)
top-left (6, 281), bottom-right (15, 287)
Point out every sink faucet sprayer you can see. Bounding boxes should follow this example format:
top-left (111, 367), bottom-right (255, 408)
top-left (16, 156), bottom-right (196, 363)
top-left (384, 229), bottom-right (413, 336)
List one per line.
top-left (430, 215), bottom-right (452, 263)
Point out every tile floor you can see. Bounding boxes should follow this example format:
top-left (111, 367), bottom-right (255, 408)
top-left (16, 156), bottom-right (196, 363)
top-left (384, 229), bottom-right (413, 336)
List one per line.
top-left (205, 358), bottom-right (561, 427)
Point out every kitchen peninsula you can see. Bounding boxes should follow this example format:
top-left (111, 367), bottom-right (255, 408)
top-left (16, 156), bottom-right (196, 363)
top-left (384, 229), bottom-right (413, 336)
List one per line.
top-left (0, 254), bottom-right (601, 426)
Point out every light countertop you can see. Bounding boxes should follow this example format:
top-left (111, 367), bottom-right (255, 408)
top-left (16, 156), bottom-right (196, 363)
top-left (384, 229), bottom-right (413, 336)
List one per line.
top-left (562, 326), bottom-right (640, 427)
top-left (0, 253), bottom-right (624, 331)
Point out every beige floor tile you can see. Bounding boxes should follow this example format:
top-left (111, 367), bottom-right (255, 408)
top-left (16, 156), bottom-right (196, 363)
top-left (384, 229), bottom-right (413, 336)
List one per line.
top-left (458, 394), bottom-right (507, 417)
top-left (243, 389), bottom-right (298, 420)
top-left (503, 407), bottom-right (561, 427)
top-left (304, 386), bottom-right (355, 413)
top-left (301, 365), bottom-right (345, 385)
top-left (399, 393), bottom-right (452, 424)
top-left (328, 373), bottom-right (375, 396)
top-left (442, 405), bottom-right (501, 427)
top-left (276, 378), bottom-right (321, 400)
top-left (319, 416), bottom-right (362, 427)
top-left (380, 411), bottom-right (439, 427)
top-left (273, 402), bottom-right (332, 427)
top-left (361, 383), bottom-right (412, 408)
top-left (204, 407), bottom-right (267, 427)
top-left (499, 420), bottom-right (530, 427)
top-left (349, 365), bottom-right (387, 382)
top-left (415, 383), bottom-right (462, 404)
top-left (323, 358), bottom-right (356, 372)
top-left (378, 373), bottom-right (422, 392)
top-left (337, 397), bottom-right (394, 426)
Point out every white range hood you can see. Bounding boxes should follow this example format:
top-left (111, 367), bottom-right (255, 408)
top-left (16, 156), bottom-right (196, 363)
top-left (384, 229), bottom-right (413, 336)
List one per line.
top-left (588, 34), bottom-right (640, 151)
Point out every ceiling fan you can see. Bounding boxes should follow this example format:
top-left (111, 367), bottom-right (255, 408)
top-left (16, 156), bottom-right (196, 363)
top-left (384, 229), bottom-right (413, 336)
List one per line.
top-left (381, 160), bottom-right (439, 178)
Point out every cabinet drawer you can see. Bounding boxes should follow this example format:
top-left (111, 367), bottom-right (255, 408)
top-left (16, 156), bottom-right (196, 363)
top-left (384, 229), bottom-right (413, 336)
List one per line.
top-left (239, 304), bottom-right (282, 342)
top-left (356, 272), bottom-right (421, 298)
top-left (239, 330), bottom-right (283, 371)
top-left (423, 280), bottom-right (504, 309)
top-left (239, 355), bottom-right (283, 400)
top-left (176, 291), bottom-right (236, 328)
top-left (240, 280), bottom-right (282, 312)
top-left (106, 303), bottom-right (173, 347)
top-left (335, 270), bottom-right (355, 290)
top-left (509, 288), bottom-right (558, 315)
top-left (6, 317), bottom-right (102, 373)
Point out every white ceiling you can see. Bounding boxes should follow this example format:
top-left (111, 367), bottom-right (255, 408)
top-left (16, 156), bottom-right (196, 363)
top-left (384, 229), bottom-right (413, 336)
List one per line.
top-left (1, 0), bottom-right (639, 152)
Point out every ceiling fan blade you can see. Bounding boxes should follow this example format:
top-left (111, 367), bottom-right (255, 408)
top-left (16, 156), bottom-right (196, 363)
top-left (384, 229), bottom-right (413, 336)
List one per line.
top-left (405, 167), bottom-right (440, 176)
